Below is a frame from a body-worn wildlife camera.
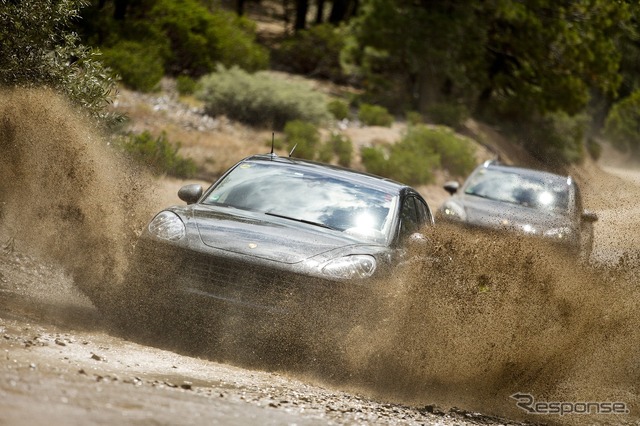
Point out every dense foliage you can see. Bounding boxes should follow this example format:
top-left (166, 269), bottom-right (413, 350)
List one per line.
top-left (273, 23), bottom-right (346, 82)
top-left (5, 0), bottom-right (640, 164)
top-left (100, 40), bottom-right (164, 92)
top-left (78, 0), bottom-right (268, 91)
top-left (0, 0), bottom-right (116, 120)
top-left (344, 0), bottom-right (635, 162)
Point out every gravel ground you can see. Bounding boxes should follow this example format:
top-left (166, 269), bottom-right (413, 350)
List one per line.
top-left (0, 247), bottom-right (528, 426)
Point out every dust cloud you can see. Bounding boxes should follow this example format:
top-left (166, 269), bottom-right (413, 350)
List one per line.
top-left (0, 87), bottom-right (154, 309)
top-left (335, 227), bottom-right (640, 424)
top-left (2, 88), bottom-right (640, 425)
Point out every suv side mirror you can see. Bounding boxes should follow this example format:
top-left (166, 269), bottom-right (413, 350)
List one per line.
top-left (443, 181), bottom-right (460, 195)
top-left (178, 184), bottom-right (203, 205)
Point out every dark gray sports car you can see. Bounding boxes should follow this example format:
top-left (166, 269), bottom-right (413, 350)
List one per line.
top-left (124, 154), bottom-right (434, 337)
top-left (438, 161), bottom-right (598, 259)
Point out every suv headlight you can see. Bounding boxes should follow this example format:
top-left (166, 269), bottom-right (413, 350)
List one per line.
top-left (322, 255), bottom-right (377, 279)
top-left (148, 211), bottom-right (186, 241)
top-left (441, 201), bottom-right (466, 221)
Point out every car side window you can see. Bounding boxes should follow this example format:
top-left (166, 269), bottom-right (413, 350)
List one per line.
top-left (400, 196), bottom-right (419, 239)
top-left (415, 198), bottom-right (433, 225)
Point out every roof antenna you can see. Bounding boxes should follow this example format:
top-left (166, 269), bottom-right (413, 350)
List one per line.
top-left (270, 132), bottom-right (275, 156)
top-left (289, 143), bottom-right (297, 158)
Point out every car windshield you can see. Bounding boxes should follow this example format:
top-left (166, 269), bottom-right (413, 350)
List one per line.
top-left (201, 161), bottom-right (398, 244)
top-left (464, 168), bottom-right (570, 212)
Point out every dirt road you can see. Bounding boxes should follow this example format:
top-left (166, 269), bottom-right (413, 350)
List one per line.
top-left (2, 164), bottom-right (640, 425)
top-left (0, 245), bottom-right (520, 425)
top-left (4, 88), bottom-right (640, 425)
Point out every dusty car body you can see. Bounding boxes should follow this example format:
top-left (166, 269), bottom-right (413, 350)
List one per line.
top-left (438, 161), bottom-right (597, 259)
top-left (125, 154), bottom-right (434, 335)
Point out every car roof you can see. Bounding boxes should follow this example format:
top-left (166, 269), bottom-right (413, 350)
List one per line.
top-left (241, 154), bottom-right (411, 193)
top-left (482, 161), bottom-right (573, 186)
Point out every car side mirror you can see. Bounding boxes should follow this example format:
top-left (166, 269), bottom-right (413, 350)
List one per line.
top-left (178, 184), bottom-right (203, 205)
top-left (581, 210), bottom-right (598, 223)
top-left (443, 181), bottom-right (459, 195)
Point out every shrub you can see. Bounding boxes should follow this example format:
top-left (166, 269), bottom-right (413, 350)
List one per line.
top-left (283, 120), bottom-right (320, 160)
top-left (360, 146), bottom-right (389, 177)
top-left (426, 102), bottom-right (469, 129)
top-left (273, 24), bottom-right (346, 82)
top-left (328, 99), bottom-right (350, 121)
top-left (176, 75), bottom-right (198, 95)
top-left (197, 66), bottom-right (330, 129)
top-left (117, 131), bottom-right (196, 178)
top-left (404, 125), bottom-right (477, 177)
top-left (330, 133), bottom-right (353, 167)
top-left (604, 90), bottom-right (640, 155)
top-left (361, 143), bottom-right (439, 185)
top-left (386, 144), bottom-right (440, 185)
top-left (317, 142), bottom-right (335, 163)
top-left (360, 125), bottom-right (476, 184)
top-left (358, 103), bottom-right (394, 127)
top-left (101, 41), bottom-right (164, 92)
top-left (405, 111), bottom-right (423, 125)
top-left (265, 134), bottom-right (286, 151)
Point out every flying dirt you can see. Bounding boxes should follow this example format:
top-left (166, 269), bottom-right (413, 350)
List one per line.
top-left (2, 87), bottom-right (640, 425)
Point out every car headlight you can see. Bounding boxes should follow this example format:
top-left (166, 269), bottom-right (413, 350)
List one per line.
top-left (543, 226), bottom-right (573, 240)
top-left (441, 201), bottom-right (466, 221)
top-left (148, 211), bottom-right (186, 241)
top-left (322, 255), bottom-right (377, 279)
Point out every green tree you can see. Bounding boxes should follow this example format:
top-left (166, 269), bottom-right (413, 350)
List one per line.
top-left (480, 0), bottom-right (628, 119)
top-left (0, 0), bottom-right (116, 120)
top-left (274, 23), bottom-right (346, 82)
top-left (344, 0), bottom-right (486, 113)
top-left (79, 0), bottom-right (268, 80)
top-left (148, 0), bottom-right (268, 76)
top-left (346, 0), bottom-right (631, 164)
top-left (347, 0), bottom-right (629, 120)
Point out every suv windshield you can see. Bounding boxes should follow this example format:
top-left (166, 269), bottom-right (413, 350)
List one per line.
top-left (202, 161), bottom-right (398, 244)
top-left (464, 168), bottom-right (570, 212)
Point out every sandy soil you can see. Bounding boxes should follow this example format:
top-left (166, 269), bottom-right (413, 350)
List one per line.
top-left (4, 87), bottom-right (640, 426)
top-left (2, 161), bottom-right (640, 426)
top-left (0, 248), bottom-right (522, 425)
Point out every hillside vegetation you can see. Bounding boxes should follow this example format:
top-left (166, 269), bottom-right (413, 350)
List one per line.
top-left (2, 0), bottom-right (640, 182)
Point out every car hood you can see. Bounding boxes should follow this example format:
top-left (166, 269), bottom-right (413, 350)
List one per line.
top-left (191, 206), bottom-right (379, 264)
top-left (455, 195), bottom-right (572, 232)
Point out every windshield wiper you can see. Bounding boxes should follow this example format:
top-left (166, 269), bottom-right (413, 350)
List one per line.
top-left (265, 212), bottom-right (337, 230)
top-left (465, 191), bottom-right (489, 200)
